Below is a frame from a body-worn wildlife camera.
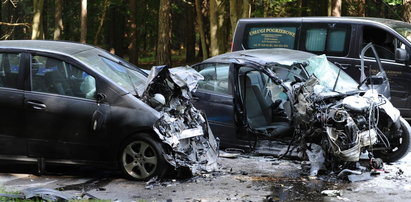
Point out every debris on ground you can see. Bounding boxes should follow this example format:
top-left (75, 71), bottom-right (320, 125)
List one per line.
top-left (321, 189), bottom-right (342, 197)
top-left (0, 187), bottom-right (76, 201)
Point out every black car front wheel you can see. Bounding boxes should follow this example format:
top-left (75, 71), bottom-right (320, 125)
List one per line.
top-left (120, 134), bottom-right (168, 181)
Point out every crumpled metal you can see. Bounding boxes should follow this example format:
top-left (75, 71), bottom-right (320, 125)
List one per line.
top-left (143, 65), bottom-right (219, 175)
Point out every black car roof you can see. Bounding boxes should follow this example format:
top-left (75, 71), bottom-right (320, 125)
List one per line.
top-left (0, 40), bottom-right (97, 55)
top-left (202, 48), bottom-right (316, 65)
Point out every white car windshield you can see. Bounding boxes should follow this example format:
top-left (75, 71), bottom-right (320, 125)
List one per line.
top-left (304, 55), bottom-right (359, 93)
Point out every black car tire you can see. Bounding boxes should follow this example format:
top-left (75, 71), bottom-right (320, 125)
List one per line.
top-left (374, 118), bottom-right (411, 162)
top-left (119, 133), bottom-right (168, 181)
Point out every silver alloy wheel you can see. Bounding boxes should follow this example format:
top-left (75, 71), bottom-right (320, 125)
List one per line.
top-left (121, 140), bottom-right (158, 179)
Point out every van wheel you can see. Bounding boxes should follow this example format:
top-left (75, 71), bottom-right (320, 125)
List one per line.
top-left (120, 134), bottom-right (168, 181)
top-left (374, 118), bottom-right (411, 162)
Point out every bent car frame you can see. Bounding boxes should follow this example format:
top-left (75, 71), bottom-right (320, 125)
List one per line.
top-left (191, 47), bottom-right (411, 175)
top-left (0, 40), bottom-right (218, 181)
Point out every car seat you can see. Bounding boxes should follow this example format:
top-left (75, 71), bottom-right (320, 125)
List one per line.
top-left (44, 58), bottom-right (72, 96)
top-left (242, 71), bottom-right (290, 137)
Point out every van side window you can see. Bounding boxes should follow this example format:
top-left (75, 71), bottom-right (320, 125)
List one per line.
top-left (362, 26), bottom-right (396, 60)
top-left (244, 24), bottom-right (298, 49)
top-left (302, 24), bottom-right (350, 56)
top-left (0, 53), bottom-right (21, 88)
top-left (195, 64), bottom-right (230, 94)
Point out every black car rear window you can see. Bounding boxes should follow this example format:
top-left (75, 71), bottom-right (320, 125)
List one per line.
top-left (244, 24), bottom-right (299, 49)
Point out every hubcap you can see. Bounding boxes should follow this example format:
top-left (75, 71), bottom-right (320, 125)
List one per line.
top-left (122, 140), bottom-right (158, 179)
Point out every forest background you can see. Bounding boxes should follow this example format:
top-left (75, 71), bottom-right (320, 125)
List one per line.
top-left (0, 0), bottom-right (410, 68)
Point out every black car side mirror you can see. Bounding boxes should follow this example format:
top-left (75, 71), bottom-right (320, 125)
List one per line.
top-left (395, 48), bottom-right (409, 63)
top-left (96, 93), bottom-right (107, 104)
top-left (366, 75), bottom-right (384, 85)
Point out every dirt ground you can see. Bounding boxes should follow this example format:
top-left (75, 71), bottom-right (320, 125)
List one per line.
top-left (0, 151), bottom-right (410, 201)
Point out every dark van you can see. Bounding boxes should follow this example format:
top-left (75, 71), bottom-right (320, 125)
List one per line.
top-left (232, 17), bottom-right (411, 118)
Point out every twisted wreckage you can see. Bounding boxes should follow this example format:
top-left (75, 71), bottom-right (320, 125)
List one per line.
top-left (191, 46), bottom-right (411, 179)
top-left (289, 45), bottom-right (411, 176)
top-left (141, 66), bottom-right (219, 176)
top-left (262, 52), bottom-right (410, 176)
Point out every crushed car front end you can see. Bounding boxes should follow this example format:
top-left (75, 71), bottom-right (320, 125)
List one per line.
top-left (141, 66), bottom-right (219, 176)
top-left (279, 54), bottom-right (411, 175)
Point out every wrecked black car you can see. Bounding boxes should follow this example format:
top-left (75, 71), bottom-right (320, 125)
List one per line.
top-left (0, 40), bottom-right (218, 181)
top-left (191, 47), bottom-right (410, 175)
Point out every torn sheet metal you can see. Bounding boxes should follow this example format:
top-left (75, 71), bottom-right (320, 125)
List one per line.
top-left (142, 65), bottom-right (219, 175)
top-left (0, 187), bottom-right (76, 201)
top-left (22, 187), bottom-right (75, 201)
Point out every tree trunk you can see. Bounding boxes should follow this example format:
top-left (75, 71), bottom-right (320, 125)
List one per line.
top-left (31, 0), bottom-right (44, 40)
top-left (242, 0), bottom-right (250, 18)
top-left (297, 0), bottom-right (303, 17)
top-left (229, 0), bottom-right (239, 38)
top-left (209, 0), bottom-right (226, 56)
top-left (53, 0), bottom-right (63, 40)
top-left (209, 0), bottom-right (219, 56)
top-left (128, 0), bottom-right (138, 65)
top-left (216, 0), bottom-right (226, 53)
top-left (345, 0), bottom-right (355, 16)
top-left (405, 0), bottom-right (411, 23)
top-left (107, 5), bottom-right (125, 55)
top-left (80, 0), bottom-right (87, 43)
top-left (195, 0), bottom-right (208, 60)
top-left (331, 0), bottom-right (341, 16)
top-left (185, 0), bottom-right (196, 63)
top-left (358, 0), bottom-right (365, 17)
top-left (378, 0), bottom-right (386, 18)
top-left (156, 0), bottom-right (172, 65)
top-left (94, 0), bottom-right (110, 45)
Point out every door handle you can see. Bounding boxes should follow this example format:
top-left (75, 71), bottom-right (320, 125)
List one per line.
top-left (26, 101), bottom-right (47, 110)
top-left (334, 62), bottom-right (351, 70)
top-left (355, 64), bottom-right (369, 70)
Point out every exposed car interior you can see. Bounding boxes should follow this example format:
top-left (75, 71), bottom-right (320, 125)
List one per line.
top-left (31, 56), bottom-right (96, 99)
top-left (363, 26), bottom-right (397, 60)
top-left (239, 67), bottom-right (291, 137)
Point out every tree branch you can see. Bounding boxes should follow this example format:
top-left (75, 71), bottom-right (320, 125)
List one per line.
top-left (0, 21), bottom-right (31, 28)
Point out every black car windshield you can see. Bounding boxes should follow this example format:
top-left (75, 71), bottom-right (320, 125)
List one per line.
top-left (74, 49), bottom-right (147, 95)
top-left (303, 55), bottom-right (358, 93)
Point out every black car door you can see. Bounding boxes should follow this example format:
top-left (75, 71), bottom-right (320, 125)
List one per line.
top-left (0, 52), bottom-right (26, 156)
top-left (192, 63), bottom-right (240, 147)
top-left (357, 25), bottom-right (411, 117)
top-left (24, 53), bottom-right (107, 161)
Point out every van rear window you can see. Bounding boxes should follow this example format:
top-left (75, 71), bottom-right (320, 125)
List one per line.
top-left (245, 26), bottom-right (297, 49)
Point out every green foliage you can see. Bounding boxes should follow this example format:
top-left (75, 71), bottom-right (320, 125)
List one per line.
top-left (0, 0), bottom-right (409, 66)
top-left (383, 0), bottom-right (403, 5)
